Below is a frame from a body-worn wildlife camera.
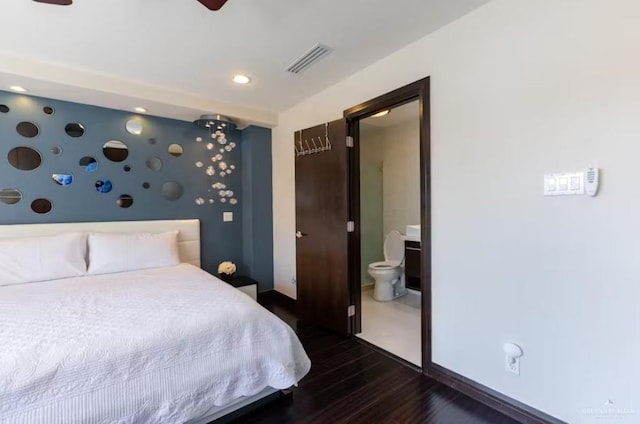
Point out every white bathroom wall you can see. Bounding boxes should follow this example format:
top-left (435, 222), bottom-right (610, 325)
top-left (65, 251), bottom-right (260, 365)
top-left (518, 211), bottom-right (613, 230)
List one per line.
top-left (272, 1), bottom-right (640, 422)
top-left (360, 124), bottom-right (385, 285)
top-left (380, 115), bottom-right (421, 237)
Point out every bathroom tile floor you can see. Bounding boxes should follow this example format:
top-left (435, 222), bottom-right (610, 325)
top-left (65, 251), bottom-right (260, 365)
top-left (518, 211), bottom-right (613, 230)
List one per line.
top-left (356, 286), bottom-right (422, 366)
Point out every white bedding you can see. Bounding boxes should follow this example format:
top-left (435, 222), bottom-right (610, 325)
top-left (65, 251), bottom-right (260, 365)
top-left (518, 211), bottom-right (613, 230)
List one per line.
top-left (0, 264), bottom-right (311, 424)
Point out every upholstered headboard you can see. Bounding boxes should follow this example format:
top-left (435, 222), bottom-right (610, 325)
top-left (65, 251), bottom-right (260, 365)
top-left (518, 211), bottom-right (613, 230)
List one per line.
top-left (0, 219), bottom-right (201, 267)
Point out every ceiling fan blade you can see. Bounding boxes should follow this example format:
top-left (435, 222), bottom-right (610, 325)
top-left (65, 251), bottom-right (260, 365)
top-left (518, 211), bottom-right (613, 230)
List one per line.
top-left (197, 0), bottom-right (228, 11)
top-left (33, 0), bottom-right (73, 4)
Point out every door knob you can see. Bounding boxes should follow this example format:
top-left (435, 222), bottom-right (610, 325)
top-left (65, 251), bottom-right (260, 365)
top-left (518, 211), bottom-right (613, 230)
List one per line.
top-left (296, 231), bottom-right (307, 239)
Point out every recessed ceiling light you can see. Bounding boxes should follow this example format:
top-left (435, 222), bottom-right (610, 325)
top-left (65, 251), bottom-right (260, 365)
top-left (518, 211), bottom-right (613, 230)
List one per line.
top-left (134, 107), bottom-right (148, 113)
top-left (232, 74), bottom-right (251, 84)
top-left (9, 86), bottom-right (28, 93)
top-left (372, 110), bottom-right (390, 118)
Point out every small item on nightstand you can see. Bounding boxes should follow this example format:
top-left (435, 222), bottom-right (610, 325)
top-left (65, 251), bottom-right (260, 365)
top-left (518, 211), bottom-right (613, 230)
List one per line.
top-left (218, 261), bottom-right (236, 282)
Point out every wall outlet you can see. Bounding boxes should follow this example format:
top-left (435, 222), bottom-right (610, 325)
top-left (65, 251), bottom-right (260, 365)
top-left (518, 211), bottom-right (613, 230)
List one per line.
top-left (505, 356), bottom-right (520, 375)
top-left (223, 212), bottom-right (233, 222)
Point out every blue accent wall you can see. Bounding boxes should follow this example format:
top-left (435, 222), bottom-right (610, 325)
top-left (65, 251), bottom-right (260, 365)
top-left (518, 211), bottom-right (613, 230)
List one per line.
top-left (241, 126), bottom-right (274, 291)
top-left (0, 91), bottom-right (273, 286)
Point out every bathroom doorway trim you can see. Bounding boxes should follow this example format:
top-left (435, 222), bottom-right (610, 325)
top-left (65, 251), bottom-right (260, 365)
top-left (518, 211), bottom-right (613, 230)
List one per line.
top-left (344, 77), bottom-right (431, 366)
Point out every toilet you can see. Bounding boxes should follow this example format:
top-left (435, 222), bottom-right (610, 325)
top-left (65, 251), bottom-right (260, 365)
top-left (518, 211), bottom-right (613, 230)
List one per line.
top-left (368, 230), bottom-right (408, 301)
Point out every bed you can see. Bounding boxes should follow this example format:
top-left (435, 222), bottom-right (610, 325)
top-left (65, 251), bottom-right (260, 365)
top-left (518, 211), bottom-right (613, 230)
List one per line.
top-left (0, 219), bottom-right (311, 424)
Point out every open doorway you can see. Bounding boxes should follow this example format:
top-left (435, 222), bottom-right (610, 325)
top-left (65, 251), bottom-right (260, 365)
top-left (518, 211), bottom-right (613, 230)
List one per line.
top-left (356, 101), bottom-right (421, 365)
top-left (344, 77), bottom-right (430, 370)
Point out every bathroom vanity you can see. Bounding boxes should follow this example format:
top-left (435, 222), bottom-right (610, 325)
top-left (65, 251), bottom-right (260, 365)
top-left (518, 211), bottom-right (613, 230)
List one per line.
top-left (404, 240), bottom-right (421, 291)
top-left (404, 225), bottom-right (421, 291)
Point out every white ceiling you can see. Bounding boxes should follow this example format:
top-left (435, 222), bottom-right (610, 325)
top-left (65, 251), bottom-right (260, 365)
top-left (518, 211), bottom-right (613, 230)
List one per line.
top-left (0, 0), bottom-right (490, 126)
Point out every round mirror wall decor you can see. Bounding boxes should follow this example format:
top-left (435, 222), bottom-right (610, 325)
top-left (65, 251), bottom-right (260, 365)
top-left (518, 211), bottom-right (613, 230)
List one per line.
top-left (168, 144), bottom-right (184, 157)
top-left (65, 123), bottom-right (85, 138)
top-left (31, 198), bottom-right (52, 214)
top-left (16, 122), bottom-right (39, 138)
top-left (0, 105), bottom-right (10, 113)
top-left (146, 157), bottom-right (162, 171)
top-left (117, 194), bottom-right (134, 208)
top-left (0, 189), bottom-right (22, 205)
top-left (8, 147), bottom-right (42, 171)
top-left (125, 120), bottom-right (143, 135)
top-left (103, 140), bottom-right (129, 162)
top-left (43, 106), bottom-right (54, 115)
top-left (123, 165), bottom-right (132, 172)
top-left (95, 179), bottom-right (113, 194)
top-left (52, 172), bottom-right (74, 186)
top-left (79, 156), bottom-right (98, 172)
top-left (51, 145), bottom-right (63, 155)
top-left (142, 182), bottom-right (150, 189)
top-left (161, 181), bottom-right (183, 201)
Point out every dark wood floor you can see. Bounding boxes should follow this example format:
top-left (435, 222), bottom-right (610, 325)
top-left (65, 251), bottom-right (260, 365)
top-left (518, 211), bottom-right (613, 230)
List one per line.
top-left (229, 302), bottom-right (519, 424)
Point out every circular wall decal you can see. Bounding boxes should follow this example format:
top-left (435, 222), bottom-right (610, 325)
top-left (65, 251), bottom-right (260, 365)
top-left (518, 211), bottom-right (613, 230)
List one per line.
top-left (95, 179), bottom-right (113, 193)
top-left (0, 105), bottom-right (9, 113)
top-left (125, 120), bottom-right (143, 135)
top-left (79, 156), bottom-right (98, 172)
top-left (103, 140), bottom-right (129, 162)
top-left (16, 122), bottom-right (39, 138)
top-left (43, 106), bottom-right (54, 115)
top-left (161, 181), bottom-right (183, 201)
top-left (117, 194), bottom-right (134, 208)
top-left (0, 189), bottom-right (22, 205)
top-left (8, 147), bottom-right (42, 171)
top-left (65, 123), bottom-right (85, 138)
top-left (52, 172), bottom-right (74, 186)
top-left (168, 144), bottom-right (184, 157)
top-left (31, 198), bottom-right (52, 214)
top-left (146, 157), bottom-right (162, 171)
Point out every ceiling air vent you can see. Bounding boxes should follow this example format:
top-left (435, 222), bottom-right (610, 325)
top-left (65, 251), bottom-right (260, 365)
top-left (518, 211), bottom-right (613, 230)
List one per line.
top-left (286, 43), bottom-right (332, 75)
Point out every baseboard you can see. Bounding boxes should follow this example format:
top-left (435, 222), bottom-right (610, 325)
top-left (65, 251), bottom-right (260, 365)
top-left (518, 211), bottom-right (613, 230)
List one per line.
top-left (426, 363), bottom-right (566, 424)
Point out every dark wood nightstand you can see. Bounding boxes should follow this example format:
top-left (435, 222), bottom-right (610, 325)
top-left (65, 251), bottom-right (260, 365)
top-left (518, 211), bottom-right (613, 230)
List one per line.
top-left (227, 276), bottom-right (258, 301)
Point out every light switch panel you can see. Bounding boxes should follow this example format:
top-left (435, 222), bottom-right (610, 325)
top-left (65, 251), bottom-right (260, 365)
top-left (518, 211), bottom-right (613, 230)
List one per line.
top-left (223, 212), bottom-right (233, 222)
top-left (544, 172), bottom-right (585, 196)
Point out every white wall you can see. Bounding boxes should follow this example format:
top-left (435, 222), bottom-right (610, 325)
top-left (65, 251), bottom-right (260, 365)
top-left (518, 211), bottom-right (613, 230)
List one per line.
top-left (272, 1), bottom-right (640, 422)
top-left (380, 118), bottom-right (421, 237)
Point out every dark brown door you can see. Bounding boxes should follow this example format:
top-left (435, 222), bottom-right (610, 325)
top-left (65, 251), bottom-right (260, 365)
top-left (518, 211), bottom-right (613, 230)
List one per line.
top-left (295, 119), bottom-right (351, 335)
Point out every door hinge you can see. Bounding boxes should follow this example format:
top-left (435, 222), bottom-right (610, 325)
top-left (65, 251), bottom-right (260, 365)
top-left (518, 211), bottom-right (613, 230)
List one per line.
top-left (346, 136), bottom-right (354, 147)
top-left (347, 221), bottom-right (355, 232)
top-left (348, 305), bottom-right (356, 317)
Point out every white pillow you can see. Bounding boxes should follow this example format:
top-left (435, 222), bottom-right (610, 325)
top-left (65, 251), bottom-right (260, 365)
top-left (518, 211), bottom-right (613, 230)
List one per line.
top-left (88, 231), bottom-right (180, 275)
top-left (0, 233), bottom-right (87, 286)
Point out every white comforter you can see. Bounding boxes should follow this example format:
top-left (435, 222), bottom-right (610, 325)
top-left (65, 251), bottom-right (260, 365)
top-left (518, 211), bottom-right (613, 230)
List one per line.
top-left (0, 264), bottom-right (311, 424)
